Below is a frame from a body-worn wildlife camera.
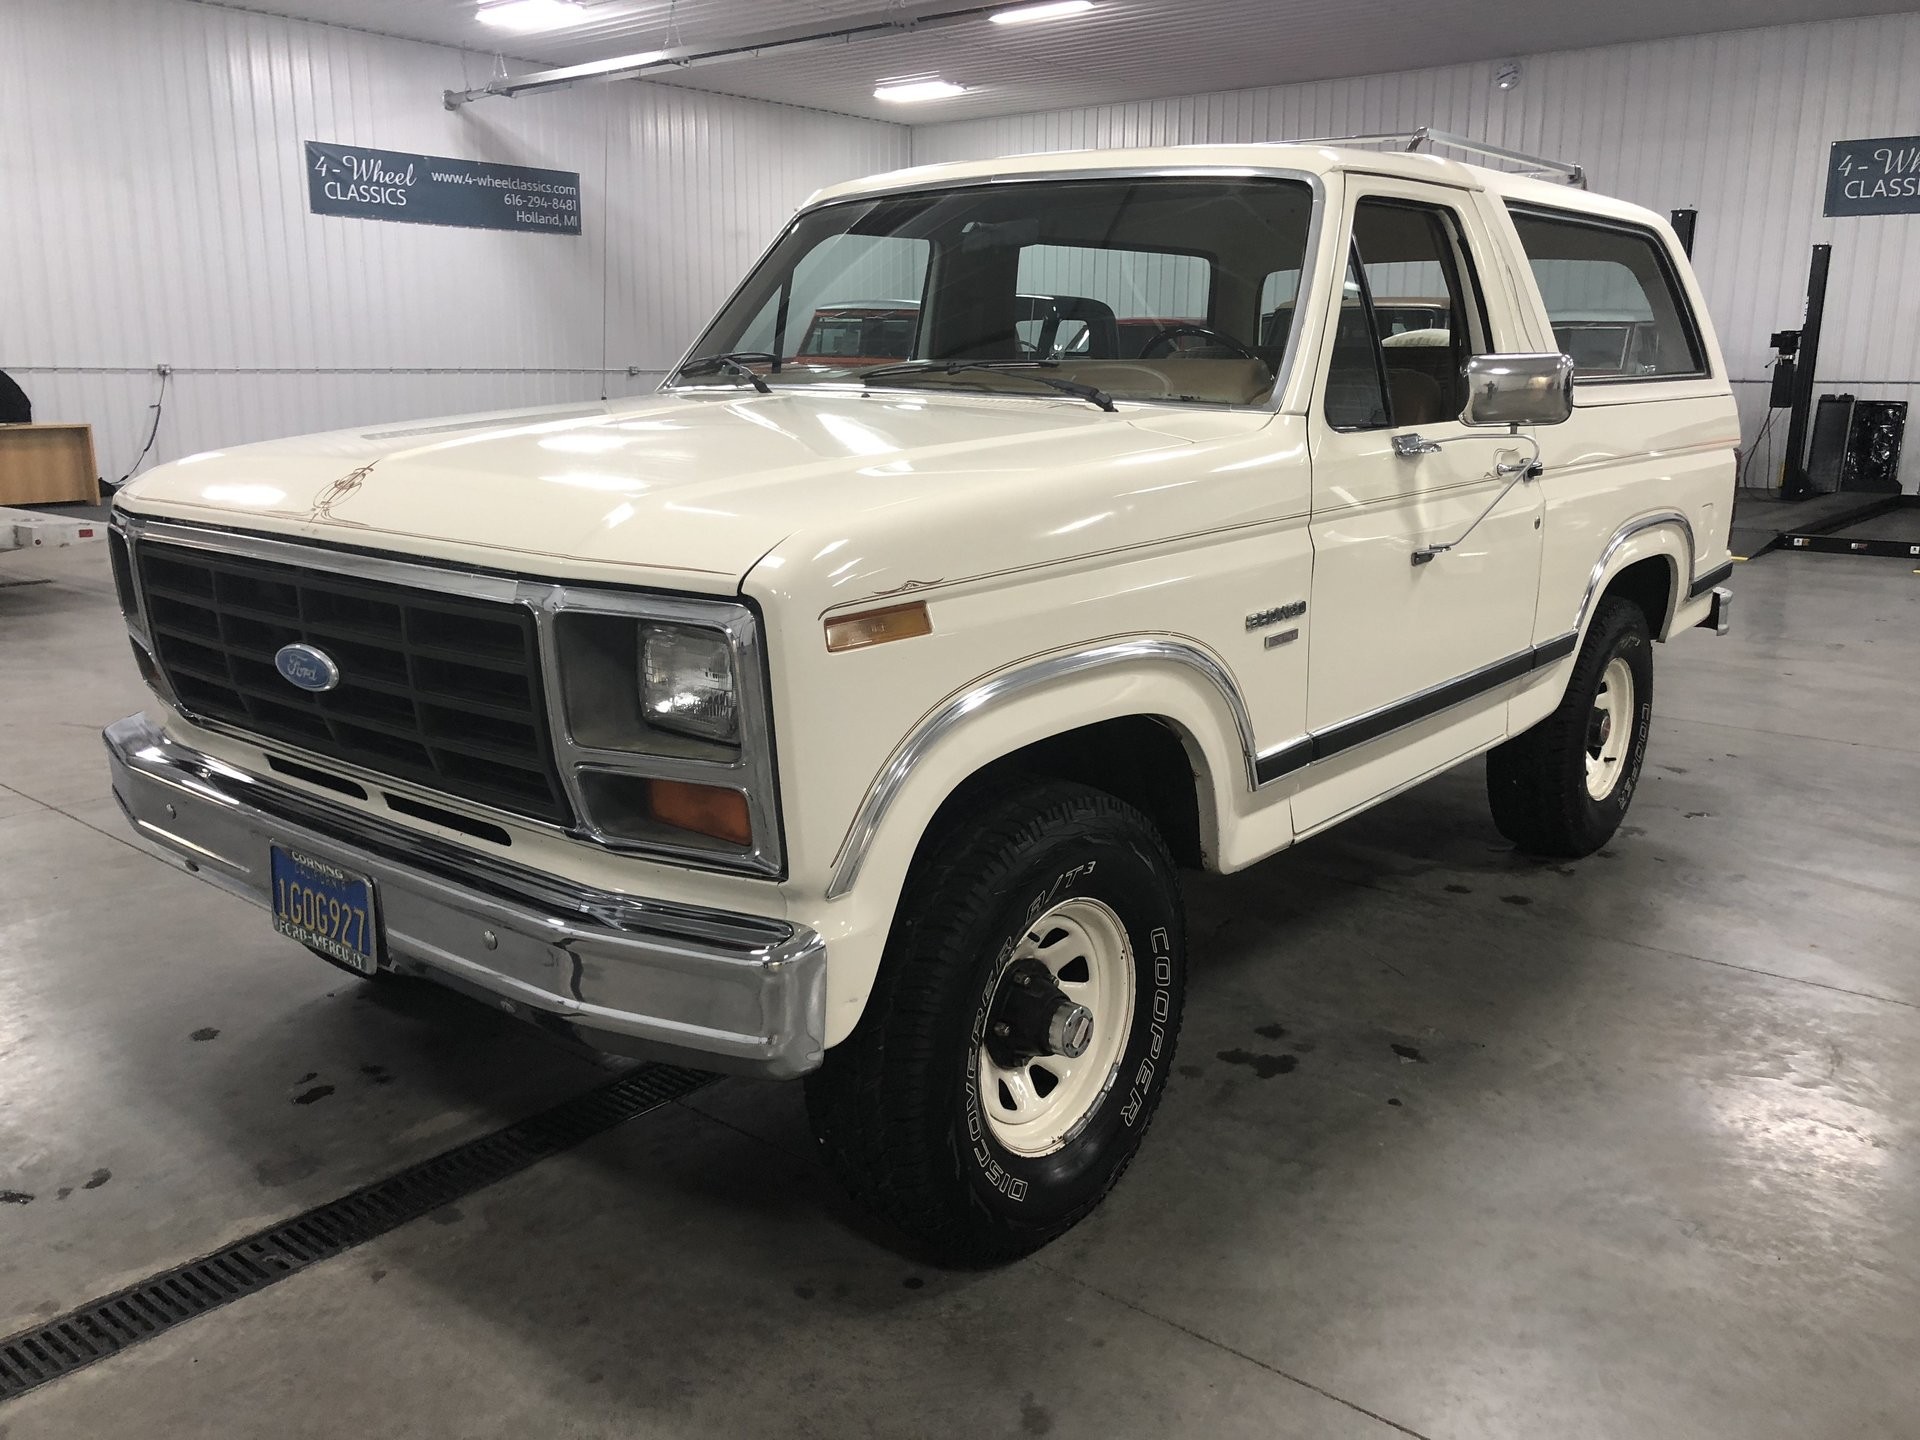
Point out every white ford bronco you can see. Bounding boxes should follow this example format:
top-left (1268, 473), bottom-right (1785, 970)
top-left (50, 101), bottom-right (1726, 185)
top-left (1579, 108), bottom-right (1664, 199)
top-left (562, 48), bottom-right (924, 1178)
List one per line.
top-left (105, 135), bottom-right (1736, 1263)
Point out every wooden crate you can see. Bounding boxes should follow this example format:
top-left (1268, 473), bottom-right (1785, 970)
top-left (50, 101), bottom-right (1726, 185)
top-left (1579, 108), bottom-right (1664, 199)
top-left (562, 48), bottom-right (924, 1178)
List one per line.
top-left (0, 424), bottom-right (101, 505)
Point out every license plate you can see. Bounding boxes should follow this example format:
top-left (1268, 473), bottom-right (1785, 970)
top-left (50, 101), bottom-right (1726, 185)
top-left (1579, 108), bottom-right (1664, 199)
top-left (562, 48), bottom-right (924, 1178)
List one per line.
top-left (270, 845), bottom-right (380, 976)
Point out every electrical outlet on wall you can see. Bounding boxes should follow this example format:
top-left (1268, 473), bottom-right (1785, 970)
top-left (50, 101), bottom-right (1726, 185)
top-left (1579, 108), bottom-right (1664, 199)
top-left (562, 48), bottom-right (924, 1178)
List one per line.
top-left (156, 363), bottom-right (172, 377)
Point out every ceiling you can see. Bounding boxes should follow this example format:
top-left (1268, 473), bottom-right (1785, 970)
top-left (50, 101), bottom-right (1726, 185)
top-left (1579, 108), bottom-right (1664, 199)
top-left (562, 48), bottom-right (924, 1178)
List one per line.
top-left (208, 0), bottom-right (1920, 122)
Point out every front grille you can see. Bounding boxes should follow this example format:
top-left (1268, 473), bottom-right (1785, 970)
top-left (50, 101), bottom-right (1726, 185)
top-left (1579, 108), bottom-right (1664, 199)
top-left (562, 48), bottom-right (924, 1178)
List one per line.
top-left (135, 541), bottom-right (572, 824)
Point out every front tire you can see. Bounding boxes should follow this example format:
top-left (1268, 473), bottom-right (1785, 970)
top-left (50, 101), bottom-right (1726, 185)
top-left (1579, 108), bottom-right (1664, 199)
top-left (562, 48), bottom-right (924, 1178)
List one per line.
top-left (805, 781), bottom-right (1185, 1265)
top-left (1487, 595), bottom-right (1654, 857)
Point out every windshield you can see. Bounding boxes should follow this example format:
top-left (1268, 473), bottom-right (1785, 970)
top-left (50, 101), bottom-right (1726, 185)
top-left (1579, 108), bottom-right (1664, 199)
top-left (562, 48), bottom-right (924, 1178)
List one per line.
top-left (682, 176), bottom-right (1315, 407)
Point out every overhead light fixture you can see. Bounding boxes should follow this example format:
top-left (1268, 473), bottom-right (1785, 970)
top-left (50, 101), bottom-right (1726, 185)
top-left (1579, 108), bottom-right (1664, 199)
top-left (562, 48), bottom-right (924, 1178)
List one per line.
top-left (477, 0), bottom-right (588, 33)
top-left (874, 78), bottom-right (968, 102)
top-left (488, 47), bottom-right (667, 87)
top-left (990, 0), bottom-right (1094, 24)
top-left (448, 4), bottom-right (997, 108)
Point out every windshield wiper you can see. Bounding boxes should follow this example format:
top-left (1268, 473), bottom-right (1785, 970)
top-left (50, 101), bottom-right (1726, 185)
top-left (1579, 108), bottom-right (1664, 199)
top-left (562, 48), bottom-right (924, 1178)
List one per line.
top-left (672, 351), bottom-right (775, 394)
top-left (856, 360), bottom-right (1117, 413)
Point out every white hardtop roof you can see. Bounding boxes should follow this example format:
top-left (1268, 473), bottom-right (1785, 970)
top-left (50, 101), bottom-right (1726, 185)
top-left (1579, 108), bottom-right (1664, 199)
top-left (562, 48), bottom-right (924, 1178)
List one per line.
top-left (805, 142), bottom-right (1668, 233)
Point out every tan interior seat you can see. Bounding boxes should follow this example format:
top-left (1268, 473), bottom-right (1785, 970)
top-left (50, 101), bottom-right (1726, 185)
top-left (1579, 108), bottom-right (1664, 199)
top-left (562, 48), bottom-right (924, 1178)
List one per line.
top-left (1386, 368), bottom-right (1447, 425)
top-left (1381, 327), bottom-right (1463, 422)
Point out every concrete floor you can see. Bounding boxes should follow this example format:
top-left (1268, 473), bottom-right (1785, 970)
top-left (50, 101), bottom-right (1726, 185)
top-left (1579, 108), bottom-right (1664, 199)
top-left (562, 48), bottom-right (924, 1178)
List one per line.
top-left (2, 540), bottom-right (1916, 1440)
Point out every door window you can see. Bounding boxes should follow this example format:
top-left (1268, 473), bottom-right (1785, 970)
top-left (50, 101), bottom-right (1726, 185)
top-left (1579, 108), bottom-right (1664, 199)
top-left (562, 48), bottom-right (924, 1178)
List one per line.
top-left (1324, 252), bottom-right (1390, 430)
top-left (1324, 198), bottom-right (1488, 431)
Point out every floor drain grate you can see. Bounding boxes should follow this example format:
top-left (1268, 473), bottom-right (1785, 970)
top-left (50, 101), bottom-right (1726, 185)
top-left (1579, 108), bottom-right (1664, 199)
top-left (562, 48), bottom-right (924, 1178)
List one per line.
top-left (0, 1062), bottom-right (712, 1402)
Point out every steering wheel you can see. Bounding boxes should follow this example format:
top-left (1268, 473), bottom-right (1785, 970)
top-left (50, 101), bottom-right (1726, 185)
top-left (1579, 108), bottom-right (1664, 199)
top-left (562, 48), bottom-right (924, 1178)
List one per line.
top-left (1138, 324), bottom-right (1260, 360)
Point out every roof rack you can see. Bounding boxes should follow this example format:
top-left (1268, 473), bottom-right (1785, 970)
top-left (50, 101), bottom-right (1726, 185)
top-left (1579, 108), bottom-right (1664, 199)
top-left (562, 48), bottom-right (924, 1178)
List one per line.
top-left (1290, 127), bottom-right (1586, 188)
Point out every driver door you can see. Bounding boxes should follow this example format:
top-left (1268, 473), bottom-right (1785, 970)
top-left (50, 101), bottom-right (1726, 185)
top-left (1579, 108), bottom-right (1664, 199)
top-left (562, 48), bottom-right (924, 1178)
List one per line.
top-left (1292, 181), bottom-right (1545, 833)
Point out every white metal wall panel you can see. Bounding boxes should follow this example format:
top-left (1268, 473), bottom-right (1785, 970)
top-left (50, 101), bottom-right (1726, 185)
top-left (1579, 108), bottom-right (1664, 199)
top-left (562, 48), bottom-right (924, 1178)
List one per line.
top-left (913, 13), bottom-right (1920, 491)
top-left (0, 0), bottom-right (907, 481)
top-left (603, 81), bottom-right (908, 371)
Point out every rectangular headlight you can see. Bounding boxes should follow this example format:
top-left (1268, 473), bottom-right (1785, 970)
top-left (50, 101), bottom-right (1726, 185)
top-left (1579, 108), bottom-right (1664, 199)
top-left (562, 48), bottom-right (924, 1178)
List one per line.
top-left (640, 623), bottom-right (738, 744)
top-left (550, 598), bottom-right (779, 876)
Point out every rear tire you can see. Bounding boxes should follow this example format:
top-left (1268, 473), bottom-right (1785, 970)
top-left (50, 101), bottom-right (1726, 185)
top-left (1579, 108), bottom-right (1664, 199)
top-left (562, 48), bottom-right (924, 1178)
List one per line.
top-left (1487, 595), bottom-right (1653, 857)
top-left (805, 780), bottom-right (1185, 1265)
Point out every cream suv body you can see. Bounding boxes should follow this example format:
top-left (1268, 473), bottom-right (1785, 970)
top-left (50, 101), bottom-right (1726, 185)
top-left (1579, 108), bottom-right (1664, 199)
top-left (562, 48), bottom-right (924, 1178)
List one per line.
top-left (106, 142), bottom-right (1736, 1261)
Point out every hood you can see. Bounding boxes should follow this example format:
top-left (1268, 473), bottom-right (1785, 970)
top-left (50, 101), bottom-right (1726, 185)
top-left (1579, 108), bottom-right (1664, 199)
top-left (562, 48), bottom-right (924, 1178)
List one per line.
top-left (116, 389), bottom-right (1224, 594)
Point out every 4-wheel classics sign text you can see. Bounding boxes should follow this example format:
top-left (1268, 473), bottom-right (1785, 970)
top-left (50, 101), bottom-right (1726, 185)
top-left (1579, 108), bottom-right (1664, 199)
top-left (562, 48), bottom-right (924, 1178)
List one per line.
top-left (1825, 136), bottom-right (1920, 217)
top-left (305, 141), bottom-right (581, 235)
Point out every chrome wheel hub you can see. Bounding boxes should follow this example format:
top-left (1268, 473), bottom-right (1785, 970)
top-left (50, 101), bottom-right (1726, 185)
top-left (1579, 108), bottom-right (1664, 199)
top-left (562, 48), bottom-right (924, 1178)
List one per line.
top-left (979, 897), bottom-right (1135, 1158)
top-left (1586, 656), bottom-right (1634, 801)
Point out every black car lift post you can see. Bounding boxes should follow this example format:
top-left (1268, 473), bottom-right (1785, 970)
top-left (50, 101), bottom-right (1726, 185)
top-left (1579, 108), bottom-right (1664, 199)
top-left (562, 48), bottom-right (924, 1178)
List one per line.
top-left (1779, 244), bottom-right (1831, 500)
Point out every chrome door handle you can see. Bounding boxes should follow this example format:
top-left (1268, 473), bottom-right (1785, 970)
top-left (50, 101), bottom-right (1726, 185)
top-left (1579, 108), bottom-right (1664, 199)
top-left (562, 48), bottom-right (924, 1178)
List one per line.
top-left (1394, 433), bottom-right (1542, 474)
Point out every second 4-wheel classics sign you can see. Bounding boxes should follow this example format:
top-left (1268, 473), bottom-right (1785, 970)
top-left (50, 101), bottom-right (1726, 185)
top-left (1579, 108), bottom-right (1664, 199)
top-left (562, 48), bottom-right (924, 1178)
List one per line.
top-left (305, 141), bottom-right (582, 235)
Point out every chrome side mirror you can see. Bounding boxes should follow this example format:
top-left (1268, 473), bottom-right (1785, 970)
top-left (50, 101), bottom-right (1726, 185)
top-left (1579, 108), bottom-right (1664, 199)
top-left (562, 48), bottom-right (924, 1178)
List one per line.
top-left (1460, 353), bottom-right (1575, 428)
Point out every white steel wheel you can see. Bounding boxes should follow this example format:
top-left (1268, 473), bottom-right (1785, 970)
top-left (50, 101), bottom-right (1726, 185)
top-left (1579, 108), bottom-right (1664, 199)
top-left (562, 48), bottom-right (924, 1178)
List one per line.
top-left (979, 897), bottom-right (1136, 1158)
top-left (1586, 655), bottom-right (1635, 800)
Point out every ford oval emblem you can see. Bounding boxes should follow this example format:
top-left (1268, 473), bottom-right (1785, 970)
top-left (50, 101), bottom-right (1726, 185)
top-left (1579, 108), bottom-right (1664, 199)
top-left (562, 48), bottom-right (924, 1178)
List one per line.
top-left (274, 643), bottom-right (341, 693)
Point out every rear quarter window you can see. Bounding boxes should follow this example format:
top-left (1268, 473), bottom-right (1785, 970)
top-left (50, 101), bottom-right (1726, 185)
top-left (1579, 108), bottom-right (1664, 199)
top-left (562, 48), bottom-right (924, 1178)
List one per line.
top-left (1505, 204), bottom-right (1707, 382)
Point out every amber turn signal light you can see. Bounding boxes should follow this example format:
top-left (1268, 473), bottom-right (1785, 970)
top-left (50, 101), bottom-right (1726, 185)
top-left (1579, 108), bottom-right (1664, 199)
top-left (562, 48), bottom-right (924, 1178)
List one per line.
top-left (825, 600), bottom-right (932, 653)
top-left (644, 778), bottom-right (753, 847)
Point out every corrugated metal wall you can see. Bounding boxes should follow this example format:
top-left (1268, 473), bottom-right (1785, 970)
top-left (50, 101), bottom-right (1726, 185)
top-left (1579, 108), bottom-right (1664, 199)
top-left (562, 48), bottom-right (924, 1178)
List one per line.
top-left (912, 12), bottom-right (1920, 492)
top-left (0, 0), bottom-right (907, 481)
top-left (10, 4), bottom-right (1916, 491)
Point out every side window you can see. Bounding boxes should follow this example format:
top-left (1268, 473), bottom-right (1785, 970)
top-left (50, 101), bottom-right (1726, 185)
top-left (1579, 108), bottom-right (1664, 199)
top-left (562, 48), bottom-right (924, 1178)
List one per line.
top-left (1506, 206), bottom-right (1706, 380)
top-left (1324, 251), bottom-right (1390, 430)
top-left (1324, 198), bottom-right (1488, 431)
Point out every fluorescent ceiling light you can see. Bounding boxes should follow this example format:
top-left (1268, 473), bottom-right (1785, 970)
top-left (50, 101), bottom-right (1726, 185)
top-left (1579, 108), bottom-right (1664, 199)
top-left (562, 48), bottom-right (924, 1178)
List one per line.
top-left (990, 0), bottom-right (1094, 24)
top-left (515, 48), bottom-right (668, 84)
top-left (874, 78), bottom-right (968, 102)
top-left (478, 0), bottom-right (588, 33)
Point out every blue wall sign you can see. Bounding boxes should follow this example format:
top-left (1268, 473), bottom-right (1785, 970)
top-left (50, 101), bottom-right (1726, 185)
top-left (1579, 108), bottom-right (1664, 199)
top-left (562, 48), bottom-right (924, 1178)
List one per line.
top-left (305, 141), bottom-right (582, 235)
top-left (1825, 136), bottom-right (1920, 217)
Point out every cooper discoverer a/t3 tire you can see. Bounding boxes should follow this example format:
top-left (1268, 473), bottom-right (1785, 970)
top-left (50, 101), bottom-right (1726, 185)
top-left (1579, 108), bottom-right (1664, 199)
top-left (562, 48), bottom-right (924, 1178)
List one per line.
top-left (1487, 594), bottom-right (1654, 857)
top-left (805, 780), bottom-right (1185, 1265)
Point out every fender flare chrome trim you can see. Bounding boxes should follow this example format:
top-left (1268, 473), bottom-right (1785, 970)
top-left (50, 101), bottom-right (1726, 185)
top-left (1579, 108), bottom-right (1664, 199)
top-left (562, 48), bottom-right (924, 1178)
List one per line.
top-left (1574, 510), bottom-right (1695, 639)
top-left (826, 515), bottom-right (1709, 901)
top-left (824, 638), bottom-right (1256, 899)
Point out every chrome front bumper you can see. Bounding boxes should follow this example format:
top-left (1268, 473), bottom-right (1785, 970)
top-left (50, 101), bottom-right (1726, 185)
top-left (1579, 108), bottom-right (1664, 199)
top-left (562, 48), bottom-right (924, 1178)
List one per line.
top-left (104, 715), bottom-right (826, 1077)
